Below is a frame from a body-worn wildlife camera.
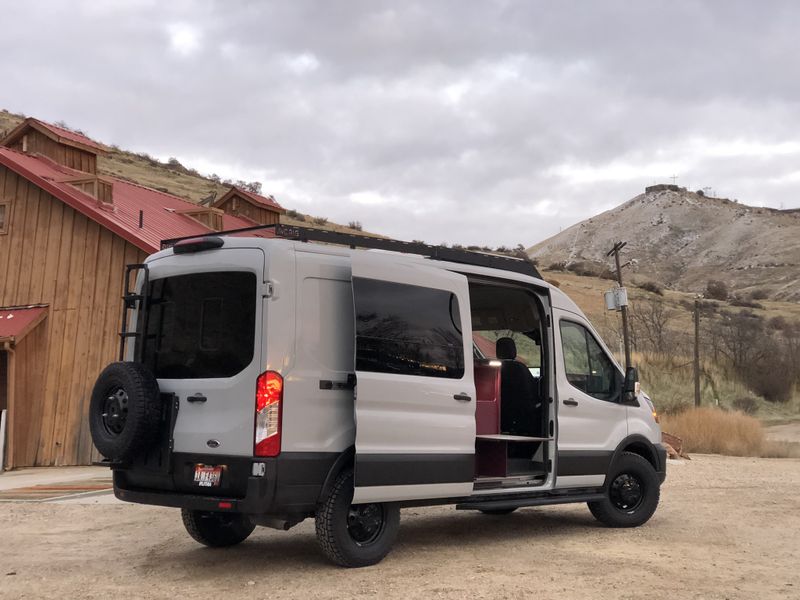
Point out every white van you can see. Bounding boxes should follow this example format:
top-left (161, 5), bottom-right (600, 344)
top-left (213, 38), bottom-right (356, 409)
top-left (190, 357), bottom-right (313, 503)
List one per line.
top-left (90, 225), bottom-right (666, 568)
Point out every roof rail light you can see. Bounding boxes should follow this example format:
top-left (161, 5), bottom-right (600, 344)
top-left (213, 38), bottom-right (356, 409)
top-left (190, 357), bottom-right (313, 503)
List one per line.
top-left (172, 236), bottom-right (225, 254)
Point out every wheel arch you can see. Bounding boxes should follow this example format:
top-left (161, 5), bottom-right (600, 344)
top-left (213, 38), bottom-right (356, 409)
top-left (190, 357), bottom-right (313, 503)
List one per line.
top-left (316, 446), bottom-right (355, 505)
top-left (606, 435), bottom-right (659, 481)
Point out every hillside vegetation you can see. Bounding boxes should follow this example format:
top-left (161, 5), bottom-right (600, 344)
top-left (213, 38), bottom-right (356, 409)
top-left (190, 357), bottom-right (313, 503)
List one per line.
top-left (529, 186), bottom-right (800, 301)
top-left (545, 268), bottom-right (800, 421)
top-left (0, 109), bottom-right (375, 237)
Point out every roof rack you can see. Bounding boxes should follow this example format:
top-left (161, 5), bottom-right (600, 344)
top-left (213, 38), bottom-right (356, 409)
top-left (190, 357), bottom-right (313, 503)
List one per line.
top-left (161, 223), bottom-right (542, 279)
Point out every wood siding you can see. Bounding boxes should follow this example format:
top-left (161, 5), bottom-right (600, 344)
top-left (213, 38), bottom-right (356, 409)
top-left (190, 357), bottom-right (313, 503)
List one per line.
top-left (8, 129), bottom-right (96, 174)
top-left (218, 196), bottom-right (280, 225)
top-left (0, 164), bottom-right (146, 467)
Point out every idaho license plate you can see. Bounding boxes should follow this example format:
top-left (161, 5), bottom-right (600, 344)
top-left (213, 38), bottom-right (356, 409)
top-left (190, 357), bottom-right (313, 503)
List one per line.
top-left (194, 465), bottom-right (223, 488)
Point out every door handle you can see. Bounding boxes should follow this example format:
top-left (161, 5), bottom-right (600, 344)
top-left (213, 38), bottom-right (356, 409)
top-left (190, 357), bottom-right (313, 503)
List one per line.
top-left (319, 374), bottom-right (356, 390)
top-left (454, 393), bottom-right (472, 402)
top-left (187, 393), bottom-right (207, 404)
top-left (563, 398), bottom-right (579, 407)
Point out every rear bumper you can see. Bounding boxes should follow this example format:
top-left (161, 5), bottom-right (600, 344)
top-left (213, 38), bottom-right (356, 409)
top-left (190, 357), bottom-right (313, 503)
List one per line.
top-left (113, 451), bottom-right (339, 518)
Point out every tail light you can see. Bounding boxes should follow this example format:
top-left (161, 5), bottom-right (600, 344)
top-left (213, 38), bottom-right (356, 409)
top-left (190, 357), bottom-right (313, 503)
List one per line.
top-left (254, 371), bottom-right (283, 457)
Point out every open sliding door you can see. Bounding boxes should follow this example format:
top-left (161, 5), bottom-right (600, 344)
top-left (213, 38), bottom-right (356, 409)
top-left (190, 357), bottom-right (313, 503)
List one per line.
top-left (351, 254), bottom-right (476, 503)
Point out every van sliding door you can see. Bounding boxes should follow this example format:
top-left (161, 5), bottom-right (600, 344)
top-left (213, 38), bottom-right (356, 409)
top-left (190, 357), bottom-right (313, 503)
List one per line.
top-left (351, 254), bottom-right (476, 503)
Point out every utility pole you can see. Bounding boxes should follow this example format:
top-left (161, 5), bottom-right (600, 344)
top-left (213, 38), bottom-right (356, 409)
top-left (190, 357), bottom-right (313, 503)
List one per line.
top-left (607, 241), bottom-right (632, 371)
top-left (694, 299), bottom-right (701, 407)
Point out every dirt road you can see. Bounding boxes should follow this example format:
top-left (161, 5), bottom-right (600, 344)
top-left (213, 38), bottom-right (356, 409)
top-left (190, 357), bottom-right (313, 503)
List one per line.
top-left (1, 455), bottom-right (799, 600)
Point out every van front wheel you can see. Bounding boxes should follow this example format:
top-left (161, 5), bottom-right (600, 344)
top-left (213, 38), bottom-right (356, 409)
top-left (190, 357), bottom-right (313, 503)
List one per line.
top-left (315, 469), bottom-right (400, 567)
top-left (588, 452), bottom-right (660, 528)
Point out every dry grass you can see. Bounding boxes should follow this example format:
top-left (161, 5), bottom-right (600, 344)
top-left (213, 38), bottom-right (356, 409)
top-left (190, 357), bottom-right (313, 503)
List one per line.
top-left (660, 407), bottom-right (800, 458)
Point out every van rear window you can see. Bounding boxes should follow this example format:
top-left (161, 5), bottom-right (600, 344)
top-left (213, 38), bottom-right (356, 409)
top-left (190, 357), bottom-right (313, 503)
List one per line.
top-left (140, 272), bottom-right (257, 379)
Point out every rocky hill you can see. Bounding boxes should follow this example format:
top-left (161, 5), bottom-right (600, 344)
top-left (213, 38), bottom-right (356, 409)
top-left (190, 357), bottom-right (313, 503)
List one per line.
top-left (528, 185), bottom-right (800, 301)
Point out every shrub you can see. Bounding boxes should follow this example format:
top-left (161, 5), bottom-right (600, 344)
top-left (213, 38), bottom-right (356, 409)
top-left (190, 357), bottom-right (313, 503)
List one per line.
top-left (347, 221), bottom-right (363, 231)
top-left (547, 261), bottom-right (567, 272)
top-left (565, 261), bottom-right (598, 277)
top-left (731, 396), bottom-right (759, 415)
top-left (598, 268), bottom-right (617, 281)
top-left (659, 408), bottom-right (764, 456)
top-left (312, 216), bottom-right (329, 226)
top-left (745, 366), bottom-right (794, 403)
top-left (729, 298), bottom-right (764, 309)
top-left (547, 279), bottom-right (561, 288)
top-left (705, 280), bottom-right (729, 301)
top-left (637, 281), bottom-right (663, 296)
top-left (768, 316), bottom-right (788, 330)
top-left (750, 289), bottom-right (769, 300)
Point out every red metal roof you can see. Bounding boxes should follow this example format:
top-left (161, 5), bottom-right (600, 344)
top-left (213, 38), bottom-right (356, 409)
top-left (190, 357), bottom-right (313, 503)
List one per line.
top-left (0, 306), bottom-right (48, 342)
top-left (31, 119), bottom-right (109, 153)
top-left (227, 187), bottom-right (285, 212)
top-left (0, 147), bottom-right (273, 254)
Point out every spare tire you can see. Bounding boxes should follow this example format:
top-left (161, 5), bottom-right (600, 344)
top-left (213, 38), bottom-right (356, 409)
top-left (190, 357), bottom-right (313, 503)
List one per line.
top-left (89, 362), bottom-right (162, 462)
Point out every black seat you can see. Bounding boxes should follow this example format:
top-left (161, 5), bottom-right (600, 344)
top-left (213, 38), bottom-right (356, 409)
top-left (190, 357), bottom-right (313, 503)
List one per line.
top-left (496, 337), bottom-right (541, 436)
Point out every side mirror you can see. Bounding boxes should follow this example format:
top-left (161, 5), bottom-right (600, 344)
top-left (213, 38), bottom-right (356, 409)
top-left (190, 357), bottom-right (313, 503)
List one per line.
top-left (622, 366), bottom-right (639, 404)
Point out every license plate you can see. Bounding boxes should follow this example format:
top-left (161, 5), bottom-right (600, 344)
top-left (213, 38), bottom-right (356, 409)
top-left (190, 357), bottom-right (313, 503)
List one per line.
top-left (194, 465), bottom-right (223, 488)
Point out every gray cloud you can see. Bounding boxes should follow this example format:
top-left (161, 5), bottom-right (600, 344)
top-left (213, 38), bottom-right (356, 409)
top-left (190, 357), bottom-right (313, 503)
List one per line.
top-left (2, 0), bottom-right (799, 246)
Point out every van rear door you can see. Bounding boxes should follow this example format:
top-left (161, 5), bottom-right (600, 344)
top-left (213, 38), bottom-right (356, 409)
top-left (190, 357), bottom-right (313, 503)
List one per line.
top-left (137, 248), bottom-right (266, 457)
top-left (350, 254), bottom-right (476, 503)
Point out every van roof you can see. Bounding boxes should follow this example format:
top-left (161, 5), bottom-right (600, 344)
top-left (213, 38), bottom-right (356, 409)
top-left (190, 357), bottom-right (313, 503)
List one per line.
top-left (152, 234), bottom-right (585, 317)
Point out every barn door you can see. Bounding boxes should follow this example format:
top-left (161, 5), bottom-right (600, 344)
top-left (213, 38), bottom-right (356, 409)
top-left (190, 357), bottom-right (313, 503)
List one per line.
top-left (351, 253), bottom-right (476, 504)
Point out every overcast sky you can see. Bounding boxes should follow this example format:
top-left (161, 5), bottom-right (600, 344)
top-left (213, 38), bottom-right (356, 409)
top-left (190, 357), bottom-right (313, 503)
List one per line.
top-left (2, 1), bottom-right (799, 246)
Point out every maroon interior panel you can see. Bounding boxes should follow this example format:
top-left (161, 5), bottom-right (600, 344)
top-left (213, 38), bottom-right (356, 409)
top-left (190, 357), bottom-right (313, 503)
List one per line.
top-left (474, 363), bottom-right (501, 435)
top-left (475, 439), bottom-right (507, 478)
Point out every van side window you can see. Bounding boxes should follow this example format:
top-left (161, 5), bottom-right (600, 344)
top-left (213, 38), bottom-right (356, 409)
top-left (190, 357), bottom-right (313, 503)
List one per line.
top-left (559, 321), bottom-right (616, 400)
top-left (354, 278), bottom-right (464, 379)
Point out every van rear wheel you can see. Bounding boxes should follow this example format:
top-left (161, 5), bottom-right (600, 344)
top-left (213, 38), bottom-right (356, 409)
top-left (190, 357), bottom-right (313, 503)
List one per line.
top-left (181, 509), bottom-right (255, 547)
top-left (315, 469), bottom-right (400, 567)
top-left (588, 452), bottom-right (660, 528)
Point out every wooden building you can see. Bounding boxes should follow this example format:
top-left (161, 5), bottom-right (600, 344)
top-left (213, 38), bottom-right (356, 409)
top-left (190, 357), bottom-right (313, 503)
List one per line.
top-left (0, 118), bottom-right (283, 468)
top-left (212, 186), bottom-right (286, 226)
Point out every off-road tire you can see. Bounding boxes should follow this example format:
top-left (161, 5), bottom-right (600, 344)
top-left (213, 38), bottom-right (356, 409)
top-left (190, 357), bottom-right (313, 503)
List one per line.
top-left (315, 469), bottom-right (400, 567)
top-left (479, 508), bottom-right (517, 515)
top-left (181, 509), bottom-right (256, 547)
top-left (89, 361), bottom-right (161, 462)
top-left (588, 452), bottom-right (660, 528)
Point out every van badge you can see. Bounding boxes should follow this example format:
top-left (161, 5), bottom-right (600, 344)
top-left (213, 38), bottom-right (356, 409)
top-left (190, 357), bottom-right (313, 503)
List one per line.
top-left (206, 439), bottom-right (220, 449)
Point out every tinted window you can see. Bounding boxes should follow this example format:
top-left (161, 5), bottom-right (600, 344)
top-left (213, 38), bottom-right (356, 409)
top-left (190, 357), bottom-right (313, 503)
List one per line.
top-left (560, 321), bottom-right (617, 400)
top-left (354, 278), bottom-right (464, 378)
top-left (140, 272), bottom-right (257, 379)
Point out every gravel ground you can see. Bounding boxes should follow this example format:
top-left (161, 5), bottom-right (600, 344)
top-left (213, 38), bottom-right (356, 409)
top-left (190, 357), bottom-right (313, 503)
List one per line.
top-left (1, 454), bottom-right (799, 600)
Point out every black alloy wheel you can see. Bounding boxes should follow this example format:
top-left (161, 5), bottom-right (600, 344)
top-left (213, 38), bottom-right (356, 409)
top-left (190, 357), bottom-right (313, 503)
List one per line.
top-left (315, 469), bottom-right (400, 567)
top-left (609, 473), bottom-right (644, 512)
top-left (347, 504), bottom-right (387, 545)
top-left (102, 388), bottom-right (129, 436)
top-left (587, 451), bottom-right (660, 528)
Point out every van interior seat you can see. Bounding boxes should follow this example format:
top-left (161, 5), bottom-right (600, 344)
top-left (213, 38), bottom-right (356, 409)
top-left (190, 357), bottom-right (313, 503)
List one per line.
top-left (496, 337), bottom-right (541, 436)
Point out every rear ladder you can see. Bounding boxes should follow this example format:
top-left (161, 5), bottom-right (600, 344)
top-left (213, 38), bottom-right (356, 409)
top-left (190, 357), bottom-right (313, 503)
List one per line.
top-left (118, 263), bottom-right (150, 361)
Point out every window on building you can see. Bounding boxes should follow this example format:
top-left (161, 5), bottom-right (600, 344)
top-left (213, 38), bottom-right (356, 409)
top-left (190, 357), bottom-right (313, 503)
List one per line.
top-left (560, 320), bottom-right (618, 400)
top-left (0, 201), bottom-right (10, 234)
top-left (354, 278), bottom-right (465, 379)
